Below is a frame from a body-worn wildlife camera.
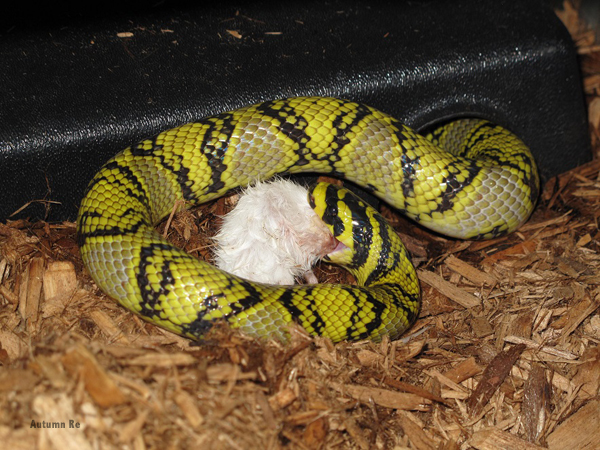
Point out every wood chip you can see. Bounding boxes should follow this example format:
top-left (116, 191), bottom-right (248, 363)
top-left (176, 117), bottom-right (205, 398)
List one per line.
top-left (206, 362), bottom-right (258, 383)
top-left (547, 400), bottom-right (600, 450)
top-left (226, 29), bottom-right (242, 39)
top-left (571, 346), bottom-right (600, 400)
top-left (444, 255), bottom-right (498, 286)
top-left (0, 368), bottom-right (39, 392)
top-left (302, 416), bottom-right (328, 449)
top-left (394, 339), bottom-right (426, 362)
top-left (469, 426), bottom-right (546, 450)
top-left (87, 309), bottom-right (131, 344)
top-left (269, 387), bottom-right (297, 410)
top-left (471, 315), bottom-right (494, 338)
top-left (584, 73), bottom-right (600, 93)
top-left (0, 284), bottom-right (18, 307)
top-left (522, 365), bottom-right (551, 444)
top-left (330, 383), bottom-right (431, 411)
top-left (383, 376), bottom-right (449, 406)
top-left (558, 290), bottom-right (600, 343)
top-left (467, 344), bottom-right (526, 417)
top-left (18, 256), bottom-right (44, 333)
top-left (342, 414), bottom-right (370, 450)
top-left (425, 369), bottom-right (469, 395)
top-left (418, 270), bottom-right (480, 308)
top-left (109, 372), bottom-right (152, 400)
top-left (29, 354), bottom-right (69, 390)
top-left (481, 240), bottom-right (538, 267)
top-left (61, 344), bottom-right (127, 408)
top-left (0, 330), bottom-right (28, 362)
top-left (118, 409), bottom-right (149, 443)
top-left (355, 349), bottom-right (384, 366)
top-left (442, 357), bottom-right (483, 384)
top-left (42, 260), bottom-right (76, 305)
top-left (504, 335), bottom-right (578, 360)
top-left (397, 411), bottom-right (437, 449)
top-left (123, 352), bottom-right (198, 367)
top-left (284, 410), bottom-right (322, 426)
top-left (174, 390), bottom-right (205, 428)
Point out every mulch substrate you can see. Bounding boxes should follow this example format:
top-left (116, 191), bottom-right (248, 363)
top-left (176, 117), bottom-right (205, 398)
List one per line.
top-left (1, 3), bottom-right (599, 449)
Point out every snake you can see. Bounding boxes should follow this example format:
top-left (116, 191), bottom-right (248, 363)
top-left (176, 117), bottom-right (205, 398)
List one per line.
top-left (77, 96), bottom-right (539, 343)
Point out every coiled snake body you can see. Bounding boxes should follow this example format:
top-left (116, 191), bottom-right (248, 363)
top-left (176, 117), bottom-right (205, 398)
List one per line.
top-left (77, 97), bottom-right (539, 342)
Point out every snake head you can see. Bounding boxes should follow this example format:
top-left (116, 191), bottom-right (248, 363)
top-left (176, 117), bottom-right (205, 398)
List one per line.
top-left (309, 180), bottom-right (414, 288)
top-left (308, 182), bottom-right (373, 268)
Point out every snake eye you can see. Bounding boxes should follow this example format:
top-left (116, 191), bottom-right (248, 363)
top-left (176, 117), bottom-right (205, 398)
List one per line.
top-left (308, 194), bottom-right (316, 208)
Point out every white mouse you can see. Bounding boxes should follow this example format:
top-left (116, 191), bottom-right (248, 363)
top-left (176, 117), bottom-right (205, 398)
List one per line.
top-left (213, 179), bottom-right (338, 285)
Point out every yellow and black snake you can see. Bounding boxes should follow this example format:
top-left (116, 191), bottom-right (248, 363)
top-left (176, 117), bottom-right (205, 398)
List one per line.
top-left (77, 97), bottom-right (539, 342)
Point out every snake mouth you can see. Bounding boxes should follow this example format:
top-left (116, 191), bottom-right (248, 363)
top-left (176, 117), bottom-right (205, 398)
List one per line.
top-left (328, 237), bottom-right (350, 255)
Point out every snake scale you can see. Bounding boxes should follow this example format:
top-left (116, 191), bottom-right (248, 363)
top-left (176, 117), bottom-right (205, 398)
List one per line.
top-left (77, 97), bottom-right (539, 342)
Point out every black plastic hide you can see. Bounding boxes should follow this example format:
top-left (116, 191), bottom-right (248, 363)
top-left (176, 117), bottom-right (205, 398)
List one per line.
top-left (0, 0), bottom-right (590, 221)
